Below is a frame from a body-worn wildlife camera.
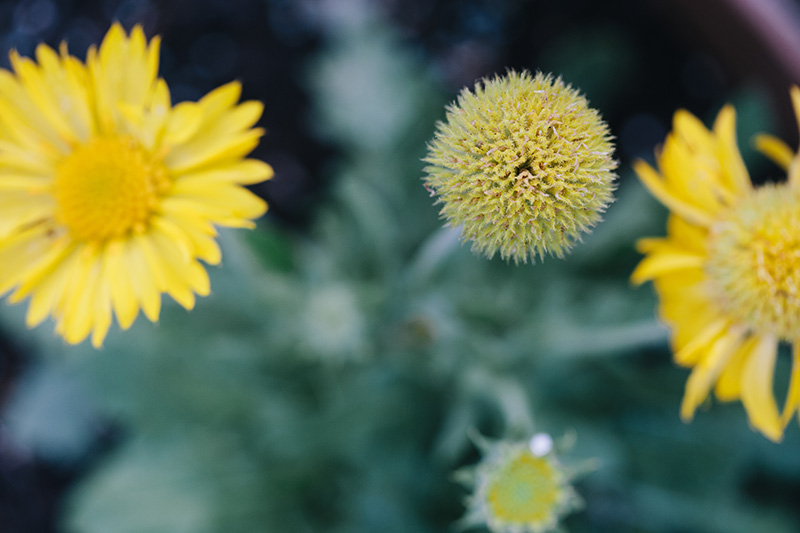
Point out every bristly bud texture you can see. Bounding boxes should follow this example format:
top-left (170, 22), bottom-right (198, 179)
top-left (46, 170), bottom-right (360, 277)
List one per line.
top-left (456, 434), bottom-right (581, 533)
top-left (424, 70), bottom-right (617, 264)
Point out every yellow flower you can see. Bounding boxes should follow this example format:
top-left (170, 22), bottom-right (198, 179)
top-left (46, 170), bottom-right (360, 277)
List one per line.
top-left (0, 24), bottom-right (273, 348)
top-left (632, 88), bottom-right (800, 441)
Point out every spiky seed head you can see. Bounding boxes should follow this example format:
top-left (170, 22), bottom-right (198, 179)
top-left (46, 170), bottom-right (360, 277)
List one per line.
top-left (424, 70), bottom-right (618, 264)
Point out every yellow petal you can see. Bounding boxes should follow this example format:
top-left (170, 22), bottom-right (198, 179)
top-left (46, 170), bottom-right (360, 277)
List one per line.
top-left (666, 214), bottom-right (708, 253)
top-left (59, 52), bottom-right (95, 141)
top-left (714, 336), bottom-right (757, 402)
top-left (90, 273), bottom-right (112, 348)
top-left (791, 85), bottom-right (800, 141)
top-left (170, 181), bottom-right (267, 223)
top-left (635, 237), bottom-right (667, 254)
top-left (125, 236), bottom-right (162, 322)
top-left (163, 101), bottom-right (203, 145)
top-left (657, 110), bottom-right (738, 209)
top-left (165, 128), bottom-right (264, 174)
top-left (674, 109), bottom-right (714, 155)
top-left (789, 154), bottom-right (800, 188)
top-left (713, 105), bottom-right (751, 193)
top-left (198, 100), bottom-right (263, 137)
top-left (659, 134), bottom-right (732, 209)
top-left (175, 159), bottom-right (274, 186)
top-left (145, 34), bottom-right (161, 91)
top-left (57, 246), bottom-right (100, 344)
top-left (740, 334), bottom-right (782, 442)
top-left (150, 216), bottom-right (193, 261)
top-left (655, 269), bottom-right (720, 355)
top-left (122, 77), bottom-right (172, 152)
top-left (0, 173), bottom-right (50, 192)
top-left (634, 160), bottom-right (714, 227)
top-left (674, 317), bottom-right (730, 367)
top-left (8, 49), bottom-right (76, 151)
top-left (0, 95), bottom-right (65, 160)
top-left (0, 69), bottom-right (54, 148)
top-left (631, 252), bottom-right (704, 285)
top-left (92, 23), bottom-right (159, 133)
top-left (25, 249), bottom-right (74, 328)
top-left (781, 344), bottom-right (800, 427)
top-left (0, 223), bottom-right (66, 297)
top-left (9, 236), bottom-right (74, 305)
top-left (188, 262), bottom-right (210, 296)
top-left (754, 134), bottom-right (794, 170)
top-left (137, 230), bottom-right (195, 309)
top-left (680, 326), bottom-right (745, 421)
top-left (104, 240), bottom-right (139, 330)
top-left (197, 81), bottom-right (242, 118)
top-left (0, 144), bottom-right (56, 175)
top-left (156, 204), bottom-right (222, 264)
top-left (787, 87), bottom-right (800, 186)
top-left (0, 192), bottom-right (53, 239)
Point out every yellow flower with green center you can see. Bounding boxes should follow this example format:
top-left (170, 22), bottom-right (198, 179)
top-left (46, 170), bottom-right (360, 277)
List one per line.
top-left (0, 24), bottom-right (273, 347)
top-left (632, 87), bottom-right (800, 441)
top-left (457, 434), bottom-right (580, 533)
top-left (424, 70), bottom-right (617, 264)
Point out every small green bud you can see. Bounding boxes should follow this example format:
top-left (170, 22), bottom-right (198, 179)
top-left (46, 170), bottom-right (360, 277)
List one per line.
top-left (424, 70), bottom-right (617, 263)
top-left (456, 433), bottom-right (583, 533)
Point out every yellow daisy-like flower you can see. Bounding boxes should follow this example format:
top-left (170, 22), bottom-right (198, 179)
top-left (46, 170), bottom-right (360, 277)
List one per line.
top-left (632, 88), bottom-right (800, 441)
top-left (0, 23), bottom-right (273, 348)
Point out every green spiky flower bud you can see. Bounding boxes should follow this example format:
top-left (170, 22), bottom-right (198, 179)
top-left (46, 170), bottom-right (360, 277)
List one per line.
top-left (456, 433), bottom-right (583, 533)
top-left (424, 70), bottom-right (617, 263)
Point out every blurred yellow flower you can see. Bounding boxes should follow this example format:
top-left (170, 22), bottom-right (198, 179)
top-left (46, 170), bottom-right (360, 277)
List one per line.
top-left (633, 88), bottom-right (800, 441)
top-left (0, 23), bottom-right (273, 347)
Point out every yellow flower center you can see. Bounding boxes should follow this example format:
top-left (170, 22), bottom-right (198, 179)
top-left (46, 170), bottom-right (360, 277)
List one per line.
top-left (486, 451), bottom-right (562, 525)
top-left (53, 137), bottom-right (170, 241)
top-left (706, 183), bottom-right (800, 340)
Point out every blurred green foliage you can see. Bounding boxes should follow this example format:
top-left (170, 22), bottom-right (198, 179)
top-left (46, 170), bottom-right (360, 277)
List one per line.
top-left (1, 5), bottom-right (799, 533)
